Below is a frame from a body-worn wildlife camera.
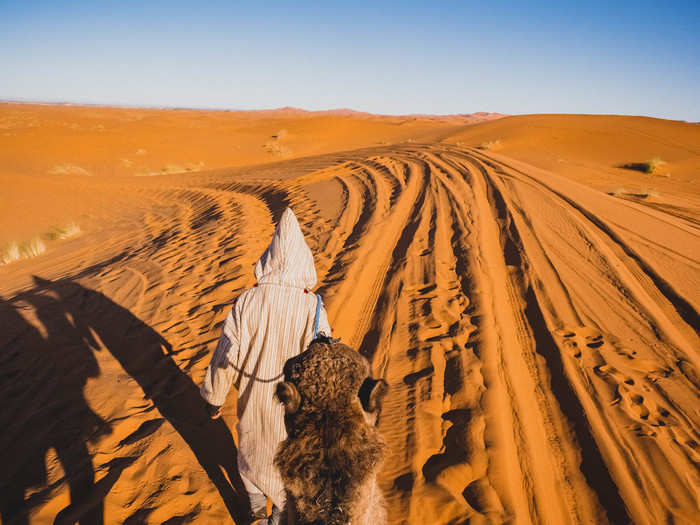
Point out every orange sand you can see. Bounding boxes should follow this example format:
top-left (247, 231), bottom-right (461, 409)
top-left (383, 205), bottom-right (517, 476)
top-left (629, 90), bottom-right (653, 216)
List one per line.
top-left (1, 104), bottom-right (698, 525)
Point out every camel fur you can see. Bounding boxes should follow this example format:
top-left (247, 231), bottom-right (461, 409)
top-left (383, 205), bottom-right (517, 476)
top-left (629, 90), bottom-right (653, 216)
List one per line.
top-left (274, 336), bottom-right (388, 525)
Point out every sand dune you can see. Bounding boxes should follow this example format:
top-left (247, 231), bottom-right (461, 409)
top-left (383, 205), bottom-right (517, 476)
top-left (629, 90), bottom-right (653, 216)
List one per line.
top-left (1, 107), bottom-right (699, 524)
top-left (0, 102), bottom-right (495, 246)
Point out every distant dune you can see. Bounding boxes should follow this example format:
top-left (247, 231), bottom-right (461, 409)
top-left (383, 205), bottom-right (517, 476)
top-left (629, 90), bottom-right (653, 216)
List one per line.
top-left (1, 104), bottom-right (698, 525)
top-left (245, 106), bottom-right (506, 121)
top-left (0, 102), bottom-right (484, 245)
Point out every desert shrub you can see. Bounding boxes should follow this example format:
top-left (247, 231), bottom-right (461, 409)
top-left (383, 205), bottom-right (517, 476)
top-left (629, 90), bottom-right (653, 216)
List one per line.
top-left (620, 157), bottom-right (668, 175)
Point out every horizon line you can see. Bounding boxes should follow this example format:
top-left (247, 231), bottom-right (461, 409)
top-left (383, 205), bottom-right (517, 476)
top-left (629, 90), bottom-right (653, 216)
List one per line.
top-left (1, 97), bottom-right (695, 123)
top-left (0, 96), bottom-right (506, 119)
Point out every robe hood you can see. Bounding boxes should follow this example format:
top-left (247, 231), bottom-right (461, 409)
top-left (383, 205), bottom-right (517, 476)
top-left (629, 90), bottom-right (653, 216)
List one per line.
top-left (254, 207), bottom-right (317, 289)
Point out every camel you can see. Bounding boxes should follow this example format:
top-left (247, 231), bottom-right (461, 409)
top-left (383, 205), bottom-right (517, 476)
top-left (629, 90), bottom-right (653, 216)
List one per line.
top-left (274, 336), bottom-right (388, 525)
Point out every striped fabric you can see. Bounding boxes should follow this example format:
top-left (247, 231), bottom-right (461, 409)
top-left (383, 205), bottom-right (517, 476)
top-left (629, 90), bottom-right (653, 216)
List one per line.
top-left (200, 207), bottom-right (331, 508)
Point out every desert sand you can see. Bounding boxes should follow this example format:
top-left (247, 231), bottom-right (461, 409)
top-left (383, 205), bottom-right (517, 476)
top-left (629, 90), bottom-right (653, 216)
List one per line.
top-left (1, 103), bottom-right (699, 524)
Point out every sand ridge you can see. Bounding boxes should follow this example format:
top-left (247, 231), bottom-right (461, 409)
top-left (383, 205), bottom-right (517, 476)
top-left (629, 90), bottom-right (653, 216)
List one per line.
top-left (0, 102), bottom-right (499, 246)
top-left (1, 109), bottom-right (699, 524)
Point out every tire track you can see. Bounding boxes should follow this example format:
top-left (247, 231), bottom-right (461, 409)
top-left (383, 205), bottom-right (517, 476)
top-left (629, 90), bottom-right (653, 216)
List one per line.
top-left (3, 142), bottom-right (698, 525)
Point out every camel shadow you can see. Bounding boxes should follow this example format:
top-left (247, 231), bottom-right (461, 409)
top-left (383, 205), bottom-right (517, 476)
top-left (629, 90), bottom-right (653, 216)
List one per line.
top-left (0, 277), bottom-right (250, 524)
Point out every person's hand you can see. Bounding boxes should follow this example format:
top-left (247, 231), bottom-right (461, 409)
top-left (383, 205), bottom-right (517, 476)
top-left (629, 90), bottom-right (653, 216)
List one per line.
top-left (207, 403), bottom-right (222, 419)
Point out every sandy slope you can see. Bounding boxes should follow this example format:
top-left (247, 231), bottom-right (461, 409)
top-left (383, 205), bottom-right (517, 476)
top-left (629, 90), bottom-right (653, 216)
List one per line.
top-left (1, 109), bottom-right (699, 525)
top-left (2, 102), bottom-right (494, 246)
top-left (444, 114), bottom-right (700, 197)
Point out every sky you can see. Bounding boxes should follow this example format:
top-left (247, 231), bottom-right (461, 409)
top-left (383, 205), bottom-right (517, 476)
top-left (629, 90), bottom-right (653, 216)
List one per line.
top-left (1, 1), bottom-right (698, 120)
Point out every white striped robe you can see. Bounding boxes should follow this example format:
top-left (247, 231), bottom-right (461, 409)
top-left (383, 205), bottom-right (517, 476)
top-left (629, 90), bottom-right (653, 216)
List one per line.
top-left (200, 207), bottom-right (331, 509)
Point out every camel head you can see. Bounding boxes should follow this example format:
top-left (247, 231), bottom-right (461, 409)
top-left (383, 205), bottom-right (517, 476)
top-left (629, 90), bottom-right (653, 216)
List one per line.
top-left (274, 336), bottom-right (388, 525)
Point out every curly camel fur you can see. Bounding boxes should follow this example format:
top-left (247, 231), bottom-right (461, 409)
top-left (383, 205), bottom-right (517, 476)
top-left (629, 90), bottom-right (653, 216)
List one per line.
top-left (274, 337), bottom-right (388, 525)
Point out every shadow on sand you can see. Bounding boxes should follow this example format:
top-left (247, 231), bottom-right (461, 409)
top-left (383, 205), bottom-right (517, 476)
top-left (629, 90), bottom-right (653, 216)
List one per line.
top-left (0, 277), bottom-right (250, 524)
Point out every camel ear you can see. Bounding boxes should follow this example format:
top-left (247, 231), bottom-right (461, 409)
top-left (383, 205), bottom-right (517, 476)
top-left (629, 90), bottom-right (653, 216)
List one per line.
top-left (359, 378), bottom-right (388, 412)
top-left (368, 379), bottom-right (388, 412)
top-left (275, 382), bottom-right (301, 414)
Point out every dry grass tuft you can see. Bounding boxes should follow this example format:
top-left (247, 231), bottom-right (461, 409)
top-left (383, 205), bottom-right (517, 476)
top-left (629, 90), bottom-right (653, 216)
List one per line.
top-left (135, 161), bottom-right (205, 176)
top-left (49, 163), bottom-right (91, 176)
top-left (620, 157), bottom-right (669, 176)
top-left (45, 222), bottom-right (81, 240)
top-left (608, 187), bottom-right (659, 199)
top-left (2, 237), bottom-right (47, 265)
top-left (183, 161), bottom-right (206, 172)
top-left (1, 225), bottom-right (81, 265)
top-left (264, 140), bottom-right (292, 157)
top-left (477, 139), bottom-right (501, 150)
top-left (20, 237), bottom-right (46, 258)
top-left (1, 242), bottom-right (21, 265)
top-left (264, 129), bottom-right (292, 157)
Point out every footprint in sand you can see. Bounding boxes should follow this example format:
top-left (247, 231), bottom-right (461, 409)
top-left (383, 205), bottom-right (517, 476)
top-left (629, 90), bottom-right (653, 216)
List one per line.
top-left (554, 327), bottom-right (607, 358)
top-left (559, 332), bottom-right (583, 356)
top-left (585, 334), bottom-right (604, 349)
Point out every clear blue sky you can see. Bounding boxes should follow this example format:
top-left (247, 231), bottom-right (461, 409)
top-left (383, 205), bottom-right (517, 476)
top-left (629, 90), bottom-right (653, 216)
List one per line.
top-left (1, 1), bottom-right (698, 120)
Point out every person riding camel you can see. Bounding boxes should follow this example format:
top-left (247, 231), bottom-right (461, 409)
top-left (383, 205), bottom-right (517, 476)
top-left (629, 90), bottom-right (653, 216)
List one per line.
top-left (200, 207), bottom-right (331, 525)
